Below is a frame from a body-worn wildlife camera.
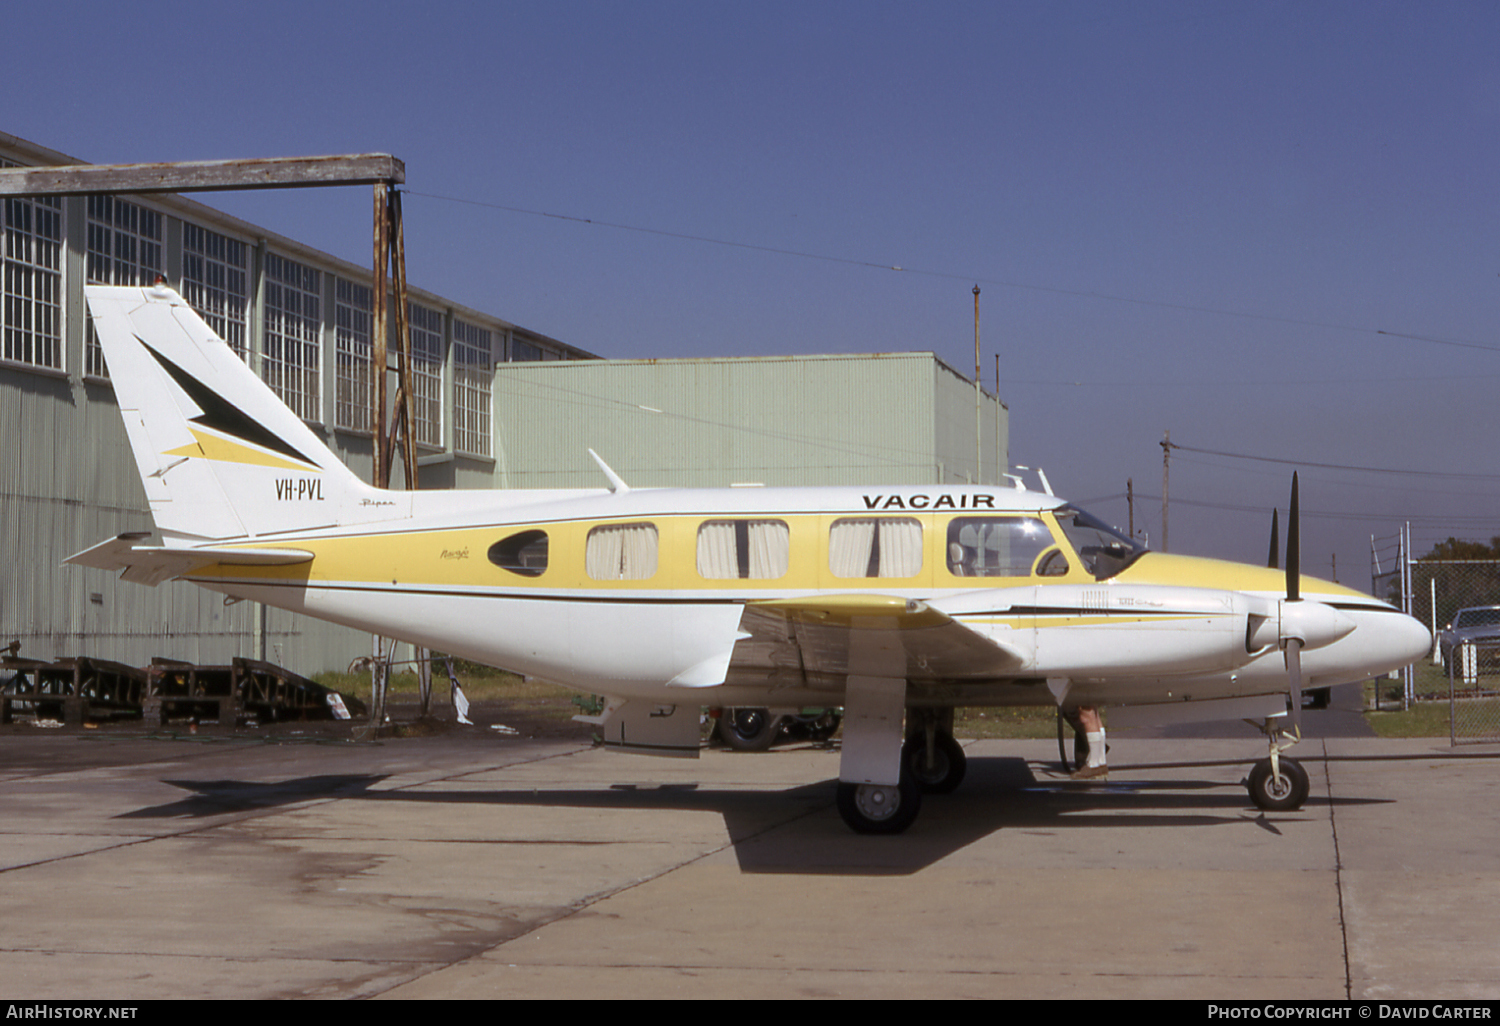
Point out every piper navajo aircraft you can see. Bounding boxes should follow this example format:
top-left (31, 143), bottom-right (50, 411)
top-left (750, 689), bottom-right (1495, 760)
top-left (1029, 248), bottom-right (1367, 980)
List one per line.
top-left (70, 284), bottom-right (1431, 834)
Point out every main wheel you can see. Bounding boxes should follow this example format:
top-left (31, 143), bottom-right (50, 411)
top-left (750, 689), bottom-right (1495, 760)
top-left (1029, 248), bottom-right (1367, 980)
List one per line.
top-left (835, 771), bottom-right (922, 834)
top-left (903, 732), bottom-right (967, 793)
top-left (719, 708), bottom-right (778, 751)
top-left (1247, 756), bottom-right (1310, 812)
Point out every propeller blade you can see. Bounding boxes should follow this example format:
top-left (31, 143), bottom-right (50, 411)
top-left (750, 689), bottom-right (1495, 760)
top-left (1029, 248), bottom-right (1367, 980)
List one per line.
top-left (1286, 472), bottom-right (1300, 603)
top-left (1267, 509), bottom-right (1279, 570)
top-left (1285, 637), bottom-right (1304, 734)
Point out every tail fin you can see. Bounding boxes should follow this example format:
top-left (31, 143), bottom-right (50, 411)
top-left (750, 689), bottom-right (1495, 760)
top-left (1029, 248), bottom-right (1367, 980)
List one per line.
top-left (85, 284), bottom-right (401, 543)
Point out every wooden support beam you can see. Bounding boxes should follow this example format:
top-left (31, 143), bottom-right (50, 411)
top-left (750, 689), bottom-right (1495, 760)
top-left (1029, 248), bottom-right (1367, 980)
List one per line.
top-left (0, 154), bottom-right (404, 196)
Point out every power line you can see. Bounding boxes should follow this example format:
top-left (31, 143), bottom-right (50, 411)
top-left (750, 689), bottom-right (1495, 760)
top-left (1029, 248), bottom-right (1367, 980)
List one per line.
top-left (1165, 441), bottom-right (1500, 481)
top-left (402, 189), bottom-right (1500, 357)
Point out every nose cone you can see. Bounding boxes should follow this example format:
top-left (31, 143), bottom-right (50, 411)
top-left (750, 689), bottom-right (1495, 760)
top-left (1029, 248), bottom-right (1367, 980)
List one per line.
top-left (1352, 607), bottom-right (1432, 676)
top-left (1392, 611), bottom-right (1434, 666)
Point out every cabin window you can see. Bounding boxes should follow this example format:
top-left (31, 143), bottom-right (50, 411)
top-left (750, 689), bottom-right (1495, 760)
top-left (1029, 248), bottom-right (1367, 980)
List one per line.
top-left (946, 517), bottom-right (1054, 578)
top-left (697, 520), bottom-right (790, 580)
top-left (829, 517), bottom-right (923, 578)
top-left (488, 530), bottom-right (549, 577)
top-left (586, 523), bottom-right (659, 580)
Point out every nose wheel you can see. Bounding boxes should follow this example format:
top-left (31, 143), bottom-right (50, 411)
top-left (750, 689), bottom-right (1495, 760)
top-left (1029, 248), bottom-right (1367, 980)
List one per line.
top-left (1247, 755), bottom-right (1310, 812)
top-left (1246, 713), bottom-right (1310, 812)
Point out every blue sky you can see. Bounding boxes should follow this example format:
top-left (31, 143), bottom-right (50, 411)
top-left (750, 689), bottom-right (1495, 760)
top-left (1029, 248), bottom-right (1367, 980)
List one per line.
top-left (8, 0), bottom-right (1499, 586)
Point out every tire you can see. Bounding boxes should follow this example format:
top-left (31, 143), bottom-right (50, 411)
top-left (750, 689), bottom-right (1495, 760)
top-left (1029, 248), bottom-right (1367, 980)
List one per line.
top-left (1247, 756), bottom-right (1310, 812)
top-left (803, 711), bottom-right (842, 742)
top-left (903, 732), bottom-right (967, 793)
top-left (835, 771), bottom-right (922, 835)
top-left (719, 708), bottom-right (779, 751)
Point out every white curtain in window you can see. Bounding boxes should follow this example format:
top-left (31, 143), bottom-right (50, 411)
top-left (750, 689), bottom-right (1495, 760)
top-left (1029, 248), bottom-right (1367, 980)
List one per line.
top-left (697, 520), bottom-right (791, 579)
top-left (586, 523), bottom-right (658, 580)
top-left (696, 521), bottom-right (738, 578)
top-left (746, 520), bottom-right (790, 579)
top-left (829, 519), bottom-right (877, 578)
top-left (877, 518), bottom-right (923, 577)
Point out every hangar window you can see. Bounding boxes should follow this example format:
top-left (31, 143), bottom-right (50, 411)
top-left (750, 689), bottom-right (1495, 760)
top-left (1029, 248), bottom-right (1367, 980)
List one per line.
top-left (488, 530), bottom-right (549, 577)
top-left (262, 253), bottom-right (322, 422)
top-left (946, 517), bottom-right (1054, 578)
top-left (408, 302), bottom-right (445, 449)
top-left (85, 196), bottom-right (163, 378)
top-left (586, 523), bottom-right (659, 581)
top-left (182, 222), bottom-right (248, 359)
top-left (335, 279), bottom-right (372, 433)
top-left (453, 320), bottom-right (492, 458)
top-left (2, 185), bottom-right (63, 371)
top-left (829, 517), bottom-right (923, 579)
top-left (697, 520), bottom-right (790, 579)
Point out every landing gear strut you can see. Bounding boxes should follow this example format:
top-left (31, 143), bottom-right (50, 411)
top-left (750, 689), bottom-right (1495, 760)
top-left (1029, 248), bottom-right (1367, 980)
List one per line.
top-left (903, 711), bottom-right (966, 793)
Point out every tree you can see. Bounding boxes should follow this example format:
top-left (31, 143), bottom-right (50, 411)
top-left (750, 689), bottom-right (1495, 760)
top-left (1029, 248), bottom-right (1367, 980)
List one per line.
top-left (1411, 537), bottom-right (1500, 634)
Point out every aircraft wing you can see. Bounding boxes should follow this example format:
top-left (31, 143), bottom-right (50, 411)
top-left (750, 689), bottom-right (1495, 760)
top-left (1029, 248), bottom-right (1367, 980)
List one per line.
top-left (66, 533), bottom-right (313, 587)
top-left (732, 594), bottom-right (1024, 686)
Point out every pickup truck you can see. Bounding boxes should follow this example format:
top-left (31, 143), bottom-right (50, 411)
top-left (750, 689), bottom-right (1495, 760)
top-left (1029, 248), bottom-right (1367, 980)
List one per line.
top-left (1439, 605), bottom-right (1500, 669)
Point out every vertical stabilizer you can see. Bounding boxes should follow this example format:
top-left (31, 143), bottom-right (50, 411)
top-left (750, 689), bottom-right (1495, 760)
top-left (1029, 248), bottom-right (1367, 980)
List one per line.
top-left (86, 284), bottom-right (408, 542)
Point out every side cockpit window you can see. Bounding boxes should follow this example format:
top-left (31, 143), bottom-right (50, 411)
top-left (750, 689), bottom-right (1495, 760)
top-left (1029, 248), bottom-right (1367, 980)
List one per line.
top-left (1054, 506), bottom-right (1146, 580)
top-left (488, 530), bottom-right (548, 577)
top-left (946, 517), bottom-right (1054, 578)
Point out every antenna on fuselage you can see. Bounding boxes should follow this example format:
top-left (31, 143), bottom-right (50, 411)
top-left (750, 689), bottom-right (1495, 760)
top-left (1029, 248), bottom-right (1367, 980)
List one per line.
top-left (1012, 465), bottom-right (1055, 496)
top-left (588, 449), bottom-right (631, 494)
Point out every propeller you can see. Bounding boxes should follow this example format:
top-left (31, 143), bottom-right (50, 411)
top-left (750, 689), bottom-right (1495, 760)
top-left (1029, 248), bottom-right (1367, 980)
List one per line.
top-left (1283, 473), bottom-right (1303, 732)
top-left (1266, 508), bottom-right (1279, 570)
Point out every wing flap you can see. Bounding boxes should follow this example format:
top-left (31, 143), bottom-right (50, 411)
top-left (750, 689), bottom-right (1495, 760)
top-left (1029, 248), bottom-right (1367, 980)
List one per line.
top-left (740, 594), bottom-right (1024, 683)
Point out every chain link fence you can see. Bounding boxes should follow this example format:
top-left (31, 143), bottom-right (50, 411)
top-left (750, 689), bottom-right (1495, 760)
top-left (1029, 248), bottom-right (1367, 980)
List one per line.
top-left (1384, 559), bottom-right (1500, 744)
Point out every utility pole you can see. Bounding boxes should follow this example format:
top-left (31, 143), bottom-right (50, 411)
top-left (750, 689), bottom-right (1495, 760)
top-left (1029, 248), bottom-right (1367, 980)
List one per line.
top-left (370, 184), bottom-right (421, 728)
top-left (1160, 430), bottom-right (1172, 553)
top-left (994, 353), bottom-right (1002, 485)
top-left (973, 285), bottom-right (981, 485)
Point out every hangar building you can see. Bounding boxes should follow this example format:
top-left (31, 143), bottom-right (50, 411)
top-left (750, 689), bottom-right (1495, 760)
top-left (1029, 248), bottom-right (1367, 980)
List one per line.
top-left (1, 131), bottom-right (1007, 674)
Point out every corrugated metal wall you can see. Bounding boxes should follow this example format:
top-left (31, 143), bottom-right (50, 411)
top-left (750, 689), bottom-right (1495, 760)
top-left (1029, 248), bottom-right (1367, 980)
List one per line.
top-left (0, 372), bottom-right (365, 668)
top-left (493, 353), bottom-right (1007, 490)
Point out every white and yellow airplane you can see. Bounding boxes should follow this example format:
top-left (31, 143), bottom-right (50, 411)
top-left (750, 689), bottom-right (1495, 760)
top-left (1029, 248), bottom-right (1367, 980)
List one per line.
top-left (70, 284), bottom-right (1430, 834)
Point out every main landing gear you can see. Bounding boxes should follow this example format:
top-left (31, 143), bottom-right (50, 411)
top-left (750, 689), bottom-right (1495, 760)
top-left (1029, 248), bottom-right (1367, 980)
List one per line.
top-left (835, 707), bottom-right (966, 834)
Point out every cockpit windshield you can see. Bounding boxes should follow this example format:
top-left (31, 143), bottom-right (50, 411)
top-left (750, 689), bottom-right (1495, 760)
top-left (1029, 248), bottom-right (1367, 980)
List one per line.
top-left (1054, 506), bottom-right (1147, 580)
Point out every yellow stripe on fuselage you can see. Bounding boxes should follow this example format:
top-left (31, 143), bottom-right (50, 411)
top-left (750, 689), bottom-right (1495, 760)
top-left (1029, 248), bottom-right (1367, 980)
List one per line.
top-left (186, 512), bottom-right (1372, 602)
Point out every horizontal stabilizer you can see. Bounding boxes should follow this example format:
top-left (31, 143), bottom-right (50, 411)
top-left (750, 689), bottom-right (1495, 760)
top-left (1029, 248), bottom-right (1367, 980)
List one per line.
top-left (66, 533), bottom-right (312, 586)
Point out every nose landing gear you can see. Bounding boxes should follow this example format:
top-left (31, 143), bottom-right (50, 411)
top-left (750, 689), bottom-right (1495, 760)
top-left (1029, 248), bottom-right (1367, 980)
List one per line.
top-left (1246, 717), bottom-right (1310, 812)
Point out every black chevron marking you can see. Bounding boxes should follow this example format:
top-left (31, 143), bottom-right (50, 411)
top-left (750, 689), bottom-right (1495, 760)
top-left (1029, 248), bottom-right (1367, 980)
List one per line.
top-left (139, 336), bottom-right (319, 468)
